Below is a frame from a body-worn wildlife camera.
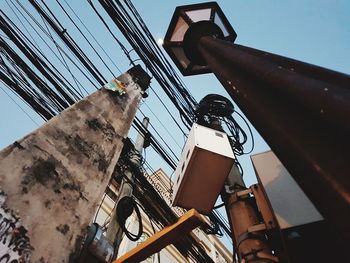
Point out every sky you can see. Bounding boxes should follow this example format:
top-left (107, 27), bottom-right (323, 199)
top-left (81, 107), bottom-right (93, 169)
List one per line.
top-left (0, 0), bottom-right (349, 251)
top-left (2, 0), bottom-right (349, 183)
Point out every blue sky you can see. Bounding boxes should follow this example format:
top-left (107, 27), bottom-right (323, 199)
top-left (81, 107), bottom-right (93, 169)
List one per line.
top-left (0, 0), bottom-right (349, 250)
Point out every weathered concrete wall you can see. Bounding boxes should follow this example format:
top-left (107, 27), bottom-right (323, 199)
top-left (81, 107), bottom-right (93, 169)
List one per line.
top-left (0, 70), bottom-right (143, 262)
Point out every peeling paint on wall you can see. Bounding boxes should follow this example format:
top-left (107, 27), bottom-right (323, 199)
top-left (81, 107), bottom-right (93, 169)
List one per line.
top-left (0, 191), bottom-right (32, 262)
top-left (0, 67), bottom-right (148, 262)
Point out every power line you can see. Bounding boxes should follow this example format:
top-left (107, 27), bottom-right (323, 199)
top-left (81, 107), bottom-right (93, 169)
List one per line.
top-left (92, 0), bottom-right (197, 127)
top-left (62, 0), bottom-right (122, 74)
top-left (0, 85), bottom-right (40, 127)
top-left (2, 3), bottom-right (97, 92)
top-left (0, 2), bottom-right (236, 261)
top-left (55, 0), bottom-right (117, 79)
top-left (142, 101), bottom-right (183, 150)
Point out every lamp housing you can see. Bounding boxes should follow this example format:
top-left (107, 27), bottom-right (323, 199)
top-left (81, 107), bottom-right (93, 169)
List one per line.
top-left (163, 2), bottom-right (237, 76)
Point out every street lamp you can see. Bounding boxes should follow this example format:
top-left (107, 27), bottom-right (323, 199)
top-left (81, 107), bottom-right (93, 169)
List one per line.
top-left (163, 0), bottom-right (350, 259)
top-left (163, 2), bottom-right (236, 76)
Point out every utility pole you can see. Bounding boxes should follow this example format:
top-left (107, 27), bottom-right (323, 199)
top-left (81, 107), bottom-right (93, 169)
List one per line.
top-left (214, 114), bottom-right (276, 262)
top-left (163, 2), bottom-right (350, 241)
top-left (0, 66), bottom-right (149, 262)
top-left (221, 168), bottom-right (277, 262)
top-left (106, 117), bottom-right (150, 259)
top-left (196, 95), bottom-right (277, 263)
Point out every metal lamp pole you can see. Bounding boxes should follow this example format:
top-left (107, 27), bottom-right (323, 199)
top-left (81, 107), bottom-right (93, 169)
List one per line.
top-left (195, 36), bottom-right (350, 239)
top-left (163, 2), bottom-right (350, 243)
top-left (207, 113), bottom-right (277, 263)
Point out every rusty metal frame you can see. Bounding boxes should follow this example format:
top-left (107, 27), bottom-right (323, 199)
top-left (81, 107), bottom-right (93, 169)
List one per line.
top-left (250, 184), bottom-right (278, 231)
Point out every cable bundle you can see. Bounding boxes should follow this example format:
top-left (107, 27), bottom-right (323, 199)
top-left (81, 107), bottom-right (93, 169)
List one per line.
top-left (196, 94), bottom-right (254, 156)
top-left (0, 1), bottom-right (251, 261)
top-left (90, 0), bottom-right (198, 128)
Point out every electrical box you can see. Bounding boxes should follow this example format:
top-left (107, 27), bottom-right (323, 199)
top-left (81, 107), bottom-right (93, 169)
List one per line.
top-left (172, 123), bottom-right (235, 214)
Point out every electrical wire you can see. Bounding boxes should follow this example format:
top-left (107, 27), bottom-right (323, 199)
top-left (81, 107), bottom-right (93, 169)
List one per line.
top-left (117, 196), bottom-right (143, 242)
top-left (0, 2), bottom-right (241, 261)
top-left (138, 107), bottom-right (180, 161)
top-left (29, 0), bottom-right (107, 85)
top-left (55, 0), bottom-right (117, 79)
top-left (234, 110), bottom-right (255, 154)
top-left (116, 139), bottom-right (215, 262)
top-left (62, 0), bottom-right (122, 74)
top-left (0, 85), bottom-right (40, 126)
top-left (11, 0), bottom-right (99, 90)
top-left (92, 0), bottom-right (197, 127)
top-left (142, 101), bottom-right (183, 150)
top-left (213, 202), bottom-right (225, 209)
top-left (5, 6), bottom-right (86, 98)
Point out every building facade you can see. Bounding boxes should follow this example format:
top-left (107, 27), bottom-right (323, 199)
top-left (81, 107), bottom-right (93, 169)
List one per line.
top-left (95, 169), bottom-right (232, 263)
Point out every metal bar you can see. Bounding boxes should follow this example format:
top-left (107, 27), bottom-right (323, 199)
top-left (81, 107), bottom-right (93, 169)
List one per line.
top-left (113, 209), bottom-right (206, 263)
top-left (198, 36), bottom-right (350, 240)
top-left (250, 185), bottom-right (277, 230)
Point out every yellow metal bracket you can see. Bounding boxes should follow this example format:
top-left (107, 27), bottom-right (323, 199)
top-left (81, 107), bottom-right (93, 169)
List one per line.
top-left (113, 209), bottom-right (207, 263)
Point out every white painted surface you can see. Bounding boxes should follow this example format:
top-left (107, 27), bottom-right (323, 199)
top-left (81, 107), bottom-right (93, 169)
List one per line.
top-left (173, 124), bottom-right (235, 213)
top-left (193, 124), bottom-right (235, 159)
top-left (251, 151), bottom-right (323, 229)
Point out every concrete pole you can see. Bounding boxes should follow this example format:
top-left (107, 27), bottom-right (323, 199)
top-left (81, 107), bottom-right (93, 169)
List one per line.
top-left (0, 66), bottom-right (149, 262)
top-left (106, 117), bottom-right (149, 258)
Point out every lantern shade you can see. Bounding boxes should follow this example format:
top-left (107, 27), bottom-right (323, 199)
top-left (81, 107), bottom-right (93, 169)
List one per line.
top-left (163, 2), bottom-right (237, 76)
top-left (185, 8), bottom-right (212, 23)
top-left (170, 16), bottom-right (189, 42)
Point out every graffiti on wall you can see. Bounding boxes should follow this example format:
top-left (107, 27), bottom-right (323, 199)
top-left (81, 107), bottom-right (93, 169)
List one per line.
top-left (0, 191), bottom-right (32, 263)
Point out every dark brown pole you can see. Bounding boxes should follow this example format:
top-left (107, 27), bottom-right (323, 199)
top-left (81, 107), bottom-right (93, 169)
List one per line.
top-left (198, 36), bottom-right (350, 240)
top-left (209, 119), bottom-right (276, 262)
top-left (223, 194), bottom-right (277, 263)
top-left (221, 175), bottom-right (277, 263)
